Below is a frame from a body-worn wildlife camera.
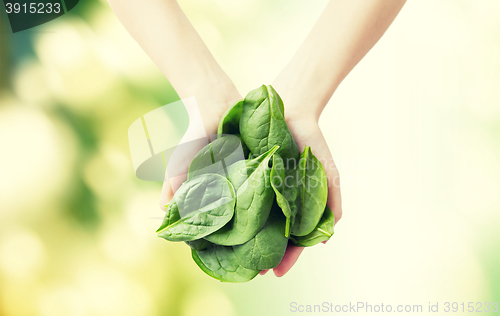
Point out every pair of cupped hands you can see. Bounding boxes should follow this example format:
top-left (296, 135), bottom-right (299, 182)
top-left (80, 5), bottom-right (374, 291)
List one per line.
top-left (108, 0), bottom-right (406, 278)
top-left (159, 78), bottom-right (343, 277)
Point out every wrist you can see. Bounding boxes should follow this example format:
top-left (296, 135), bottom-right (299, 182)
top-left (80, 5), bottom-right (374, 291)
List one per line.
top-left (273, 76), bottom-right (338, 125)
top-left (186, 78), bottom-right (241, 135)
top-left (273, 82), bottom-right (324, 124)
top-left (272, 55), bottom-right (343, 123)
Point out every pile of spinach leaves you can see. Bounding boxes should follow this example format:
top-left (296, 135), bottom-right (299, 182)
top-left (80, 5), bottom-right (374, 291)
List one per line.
top-left (157, 85), bottom-right (335, 282)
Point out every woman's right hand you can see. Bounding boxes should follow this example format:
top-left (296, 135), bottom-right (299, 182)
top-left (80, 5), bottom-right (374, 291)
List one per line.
top-left (270, 111), bottom-right (343, 277)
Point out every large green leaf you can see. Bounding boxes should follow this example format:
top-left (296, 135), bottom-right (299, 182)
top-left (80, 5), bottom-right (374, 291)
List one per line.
top-left (187, 135), bottom-right (245, 180)
top-left (290, 146), bottom-right (328, 236)
top-left (157, 174), bottom-right (236, 241)
top-left (290, 205), bottom-right (335, 247)
top-left (204, 146), bottom-right (279, 245)
top-left (233, 206), bottom-right (288, 270)
top-left (192, 245), bottom-right (260, 283)
top-left (240, 85), bottom-right (299, 160)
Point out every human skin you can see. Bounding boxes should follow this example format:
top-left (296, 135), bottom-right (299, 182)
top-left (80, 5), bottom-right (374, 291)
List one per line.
top-left (107, 0), bottom-right (406, 277)
top-left (106, 0), bottom-right (242, 133)
top-left (107, 0), bottom-right (242, 197)
top-left (269, 0), bottom-right (407, 277)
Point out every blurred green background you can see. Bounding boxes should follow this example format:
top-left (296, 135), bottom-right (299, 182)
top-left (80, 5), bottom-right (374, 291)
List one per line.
top-left (1, 0), bottom-right (499, 315)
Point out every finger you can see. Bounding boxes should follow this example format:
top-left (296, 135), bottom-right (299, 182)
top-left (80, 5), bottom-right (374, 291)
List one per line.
top-left (259, 270), bottom-right (269, 275)
top-left (273, 245), bottom-right (304, 277)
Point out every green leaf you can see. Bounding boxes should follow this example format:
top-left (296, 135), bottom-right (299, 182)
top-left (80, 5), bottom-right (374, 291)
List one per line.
top-left (290, 146), bottom-right (328, 236)
top-left (240, 85), bottom-right (299, 161)
top-left (290, 205), bottom-right (335, 247)
top-left (233, 206), bottom-right (288, 270)
top-left (156, 202), bottom-right (181, 233)
top-left (270, 153), bottom-right (292, 236)
top-left (284, 168), bottom-right (299, 219)
top-left (185, 239), bottom-right (212, 251)
top-left (187, 135), bottom-right (245, 180)
top-left (192, 245), bottom-right (260, 283)
top-left (234, 134), bottom-right (250, 158)
top-left (157, 174), bottom-right (236, 241)
top-left (217, 100), bottom-right (250, 157)
top-left (204, 146), bottom-right (279, 246)
top-left (218, 100), bottom-right (243, 136)
top-left (158, 196), bottom-right (215, 251)
top-left (158, 202), bottom-right (214, 250)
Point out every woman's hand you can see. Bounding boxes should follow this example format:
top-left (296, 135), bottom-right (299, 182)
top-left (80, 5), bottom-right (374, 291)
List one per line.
top-left (106, 0), bottom-right (242, 208)
top-left (262, 111), bottom-right (343, 277)
top-left (264, 0), bottom-right (406, 277)
top-left (158, 87), bottom-right (241, 210)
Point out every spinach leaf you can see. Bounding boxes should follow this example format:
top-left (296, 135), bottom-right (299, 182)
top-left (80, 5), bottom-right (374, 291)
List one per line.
top-left (232, 205), bottom-right (288, 270)
top-left (283, 167), bottom-right (300, 227)
top-left (234, 134), bottom-right (250, 158)
top-left (157, 202), bottom-right (181, 232)
top-left (270, 153), bottom-right (292, 236)
top-left (157, 174), bottom-right (236, 241)
top-left (192, 245), bottom-right (260, 283)
top-left (204, 145), bottom-right (279, 246)
top-left (187, 135), bottom-right (245, 180)
top-left (240, 85), bottom-right (299, 161)
top-left (290, 205), bottom-right (335, 247)
top-left (218, 100), bottom-right (243, 136)
top-left (158, 201), bottom-right (214, 250)
top-left (290, 146), bottom-right (328, 236)
top-left (186, 239), bottom-right (212, 251)
top-left (217, 100), bottom-right (250, 157)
